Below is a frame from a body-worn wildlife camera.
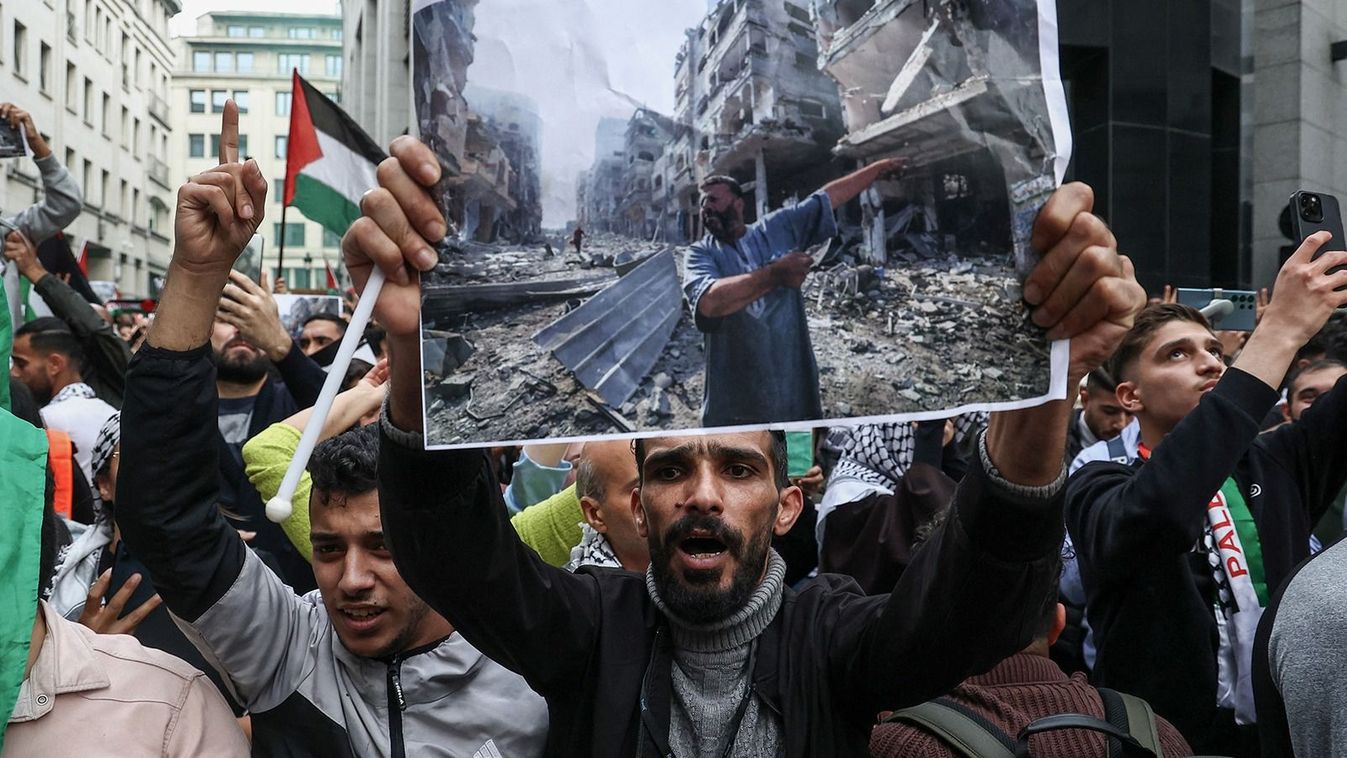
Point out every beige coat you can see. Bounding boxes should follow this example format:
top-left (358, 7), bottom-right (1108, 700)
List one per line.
top-left (4, 601), bottom-right (248, 757)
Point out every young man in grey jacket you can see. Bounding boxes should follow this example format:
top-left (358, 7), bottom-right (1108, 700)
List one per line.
top-left (0, 103), bottom-right (83, 327)
top-left (116, 103), bottom-right (549, 758)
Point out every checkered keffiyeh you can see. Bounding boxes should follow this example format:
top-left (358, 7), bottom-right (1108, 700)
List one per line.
top-left (830, 412), bottom-right (989, 489)
top-left (90, 411), bottom-right (120, 482)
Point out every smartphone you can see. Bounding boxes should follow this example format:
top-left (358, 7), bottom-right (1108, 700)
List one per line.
top-left (1175, 288), bottom-right (1258, 331)
top-left (1289, 191), bottom-right (1347, 256)
top-left (0, 120), bottom-right (25, 158)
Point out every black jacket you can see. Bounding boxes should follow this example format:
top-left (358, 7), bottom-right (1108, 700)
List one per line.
top-left (216, 340), bottom-right (326, 593)
top-left (378, 423), bottom-right (1066, 757)
top-left (1065, 369), bottom-right (1347, 755)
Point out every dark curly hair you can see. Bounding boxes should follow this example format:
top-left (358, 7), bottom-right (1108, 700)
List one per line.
top-left (309, 424), bottom-right (379, 506)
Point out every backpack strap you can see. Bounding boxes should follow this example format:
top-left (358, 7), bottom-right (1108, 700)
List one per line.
top-left (884, 698), bottom-right (1016, 758)
top-left (1099, 688), bottom-right (1164, 758)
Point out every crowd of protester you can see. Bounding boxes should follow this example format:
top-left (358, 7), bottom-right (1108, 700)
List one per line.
top-left (4, 100), bottom-right (1347, 758)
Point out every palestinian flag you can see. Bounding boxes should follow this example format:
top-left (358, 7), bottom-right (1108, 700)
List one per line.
top-left (283, 72), bottom-right (386, 239)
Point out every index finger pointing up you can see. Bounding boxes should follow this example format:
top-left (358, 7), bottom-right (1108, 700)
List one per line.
top-left (219, 99), bottom-right (239, 165)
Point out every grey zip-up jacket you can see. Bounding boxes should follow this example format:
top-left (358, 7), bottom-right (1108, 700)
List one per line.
top-left (118, 343), bottom-right (551, 757)
top-left (4, 153), bottom-right (83, 243)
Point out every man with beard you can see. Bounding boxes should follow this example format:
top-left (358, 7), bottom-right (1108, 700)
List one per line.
top-left (10, 318), bottom-right (116, 485)
top-left (685, 162), bottom-right (900, 427)
top-left (340, 134), bottom-right (1145, 756)
top-left (213, 259), bottom-right (327, 592)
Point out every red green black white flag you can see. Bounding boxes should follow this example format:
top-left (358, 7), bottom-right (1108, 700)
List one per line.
top-left (282, 71), bottom-right (386, 239)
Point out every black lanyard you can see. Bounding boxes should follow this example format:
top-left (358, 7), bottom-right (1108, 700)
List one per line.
top-left (639, 627), bottom-right (760, 758)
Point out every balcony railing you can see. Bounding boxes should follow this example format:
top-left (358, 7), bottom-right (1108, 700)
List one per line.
top-left (148, 92), bottom-right (169, 125)
top-left (147, 156), bottom-right (170, 188)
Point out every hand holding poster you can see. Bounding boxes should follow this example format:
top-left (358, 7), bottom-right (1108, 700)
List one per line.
top-left (412, 0), bottom-right (1071, 448)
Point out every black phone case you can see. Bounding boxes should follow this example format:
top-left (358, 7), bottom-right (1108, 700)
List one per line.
top-left (1289, 191), bottom-right (1347, 257)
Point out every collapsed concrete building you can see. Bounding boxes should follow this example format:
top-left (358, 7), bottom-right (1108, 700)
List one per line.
top-left (465, 84), bottom-right (545, 243)
top-left (615, 108), bottom-right (677, 240)
top-left (411, 0), bottom-right (545, 245)
top-left (812, 0), bottom-right (1056, 269)
top-left (668, 0), bottom-right (847, 234)
top-left (578, 117), bottom-right (629, 234)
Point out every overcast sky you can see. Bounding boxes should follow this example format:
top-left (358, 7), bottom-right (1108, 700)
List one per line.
top-left (466, 0), bottom-right (709, 226)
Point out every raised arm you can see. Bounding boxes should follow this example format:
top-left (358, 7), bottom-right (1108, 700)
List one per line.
top-left (822, 157), bottom-right (905, 210)
top-left (118, 100), bottom-right (269, 617)
top-left (0, 104), bottom-right (82, 243)
top-left (831, 182), bottom-right (1147, 712)
top-left (343, 136), bottom-right (604, 693)
top-left (4, 230), bottom-right (131, 405)
top-left (1066, 233), bottom-right (1347, 579)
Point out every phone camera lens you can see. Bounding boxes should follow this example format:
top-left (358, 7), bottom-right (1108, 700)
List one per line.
top-left (1300, 193), bottom-right (1324, 223)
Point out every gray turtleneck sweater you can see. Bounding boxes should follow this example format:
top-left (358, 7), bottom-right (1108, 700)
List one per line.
top-left (645, 550), bottom-right (787, 758)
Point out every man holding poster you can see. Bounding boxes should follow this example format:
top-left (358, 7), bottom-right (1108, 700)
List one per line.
top-left (342, 131), bottom-right (1144, 756)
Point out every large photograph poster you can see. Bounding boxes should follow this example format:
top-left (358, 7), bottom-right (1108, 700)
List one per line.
top-left (413, 0), bottom-right (1071, 448)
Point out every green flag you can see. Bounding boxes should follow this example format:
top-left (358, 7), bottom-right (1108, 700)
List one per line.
top-left (0, 409), bottom-right (48, 752)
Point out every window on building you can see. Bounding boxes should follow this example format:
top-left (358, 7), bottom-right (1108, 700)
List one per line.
top-left (275, 91), bottom-right (292, 116)
top-left (100, 170), bottom-right (109, 207)
top-left (101, 93), bottom-right (110, 136)
top-left (214, 51), bottom-right (233, 73)
top-left (132, 117), bottom-right (140, 154)
top-left (274, 135), bottom-right (287, 158)
top-left (277, 53), bottom-right (309, 75)
top-left (209, 134), bottom-right (220, 157)
top-left (249, 26), bottom-right (265, 38)
top-left (133, 47), bottom-right (141, 86)
top-left (65, 62), bottom-right (78, 111)
top-left (12, 21), bottom-right (27, 78)
top-left (82, 160), bottom-right (92, 202)
top-left (189, 133), bottom-right (205, 158)
top-left (227, 25), bottom-right (246, 37)
top-left (289, 266), bottom-right (312, 289)
top-left (783, 2), bottom-right (811, 23)
top-left (323, 228), bottom-right (341, 248)
top-left (120, 180), bottom-right (129, 218)
top-left (236, 52), bottom-right (253, 73)
top-left (193, 51), bottom-right (211, 72)
top-left (131, 188), bottom-right (140, 225)
top-left (274, 223), bottom-right (305, 246)
top-left (238, 134), bottom-right (249, 158)
top-left (211, 90), bottom-right (228, 113)
top-left (83, 78), bottom-right (93, 122)
top-left (326, 90), bottom-right (340, 105)
top-left (37, 42), bottom-right (51, 92)
top-left (332, 28), bottom-right (343, 41)
top-left (797, 100), bottom-right (826, 118)
top-left (287, 27), bottom-right (315, 39)
top-left (120, 106), bottom-right (129, 147)
top-left (190, 89), bottom-right (206, 113)
top-left (325, 54), bottom-right (341, 77)
top-left (233, 90), bottom-right (250, 113)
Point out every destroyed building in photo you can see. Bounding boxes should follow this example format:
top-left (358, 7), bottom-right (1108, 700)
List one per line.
top-left (578, 117), bottom-right (629, 234)
top-left (615, 108), bottom-right (678, 240)
top-left (465, 84), bottom-right (545, 242)
top-left (674, 0), bottom-right (847, 223)
top-left (812, 0), bottom-right (1056, 270)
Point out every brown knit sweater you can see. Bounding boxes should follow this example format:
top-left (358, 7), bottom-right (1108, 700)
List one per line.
top-left (870, 652), bottom-right (1193, 757)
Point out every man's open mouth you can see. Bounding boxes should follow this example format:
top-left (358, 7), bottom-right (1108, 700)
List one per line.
top-left (340, 607), bottom-right (386, 621)
top-left (679, 535), bottom-right (727, 558)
